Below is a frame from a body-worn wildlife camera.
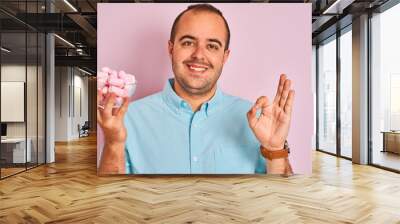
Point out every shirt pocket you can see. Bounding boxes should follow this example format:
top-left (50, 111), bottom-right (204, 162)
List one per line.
top-left (214, 143), bottom-right (257, 174)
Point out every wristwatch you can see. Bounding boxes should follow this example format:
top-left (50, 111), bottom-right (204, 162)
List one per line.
top-left (260, 140), bottom-right (290, 160)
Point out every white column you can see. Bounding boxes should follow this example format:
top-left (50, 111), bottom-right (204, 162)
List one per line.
top-left (46, 32), bottom-right (55, 163)
top-left (45, 0), bottom-right (55, 163)
top-left (352, 14), bottom-right (369, 164)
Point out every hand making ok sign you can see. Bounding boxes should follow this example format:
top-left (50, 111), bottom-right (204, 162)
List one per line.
top-left (247, 74), bottom-right (295, 151)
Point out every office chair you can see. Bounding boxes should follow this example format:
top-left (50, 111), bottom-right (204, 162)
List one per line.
top-left (79, 121), bottom-right (90, 138)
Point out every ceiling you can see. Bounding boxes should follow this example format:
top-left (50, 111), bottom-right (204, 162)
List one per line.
top-left (0, 0), bottom-right (392, 72)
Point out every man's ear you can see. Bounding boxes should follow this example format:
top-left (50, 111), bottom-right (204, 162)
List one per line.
top-left (168, 40), bottom-right (174, 59)
top-left (222, 49), bottom-right (230, 64)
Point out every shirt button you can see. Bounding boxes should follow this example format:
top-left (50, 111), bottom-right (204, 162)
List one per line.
top-left (193, 156), bottom-right (198, 162)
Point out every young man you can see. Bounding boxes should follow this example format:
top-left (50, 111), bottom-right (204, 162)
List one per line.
top-left (98, 4), bottom-right (295, 175)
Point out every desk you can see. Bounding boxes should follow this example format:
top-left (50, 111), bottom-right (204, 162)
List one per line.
top-left (381, 131), bottom-right (400, 154)
top-left (1, 138), bottom-right (31, 163)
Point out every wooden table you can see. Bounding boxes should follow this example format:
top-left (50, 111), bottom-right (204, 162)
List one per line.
top-left (381, 131), bottom-right (400, 154)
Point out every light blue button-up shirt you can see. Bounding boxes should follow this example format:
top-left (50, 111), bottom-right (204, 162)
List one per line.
top-left (124, 78), bottom-right (266, 174)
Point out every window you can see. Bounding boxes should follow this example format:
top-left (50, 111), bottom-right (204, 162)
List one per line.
top-left (371, 2), bottom-right (400, 171)
top-left (317, 36), bottom-right (337, 154)
top-left (390, 74), bottom-right (400, 130)
top-left (339, 28), bottom-right (352, 158)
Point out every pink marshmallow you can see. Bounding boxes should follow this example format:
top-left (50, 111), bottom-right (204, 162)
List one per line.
top-left (123, 74), bottom-right (136, 84)
top-left (98, 77), bottom-right (107, 83)
top-left (108, 77), bottom-right (124, 88)
top-left (97, 71), bottom-right (108, 79)
top-left (97, 78), bottom-right (107, 89)
top-left (110, 70), bottom-right (118, 79)
top-left (98, 83), bottom-right (105, 90)
top-left (102, 86), bottom-right (108, 95)
top-left (124, 84), bottom-right (136, 97)
top-left (101, 67), bottom-right (111, 73)
top-left (98, 67), bottom-right (136, 102)
top-left (118, 70), bottom-right (126, 79)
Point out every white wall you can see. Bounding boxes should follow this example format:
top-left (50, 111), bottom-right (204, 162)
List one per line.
top-left (54, 67), bottom-right (89, 141)
top-left (71, 71), bottom-right (89, 139)
top-left (1, 65), bottom-right (26, 135)
top-left (1, 65), bottom-right (42, 137)
top-left (54, 66), bottom-right (70, 141)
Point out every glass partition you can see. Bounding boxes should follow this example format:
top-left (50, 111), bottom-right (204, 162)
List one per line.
top-left (371, 3), bottom-right (400, 171)
top-left (317, 35), bottom-right (337, 155)
top-left (1, 31), bottom-right (28, 177)
top-left (27, 30), bottom-right (38, 169)
top-left (0, 1), bottom-right (46, 179)
top-left (339, 27), bottom-right (352, 158)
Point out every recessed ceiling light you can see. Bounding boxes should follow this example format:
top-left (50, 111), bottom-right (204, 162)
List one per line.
top-left (322, 0), bottom-right (354, 15)
top-left (78, 67), bottom-right (92, 76)
top-left (1, 47), bottom-right (11, 53)
top-left (63, 0), bottom-right (78, 12)
top-left (54, 34), bottom-right (75, 48)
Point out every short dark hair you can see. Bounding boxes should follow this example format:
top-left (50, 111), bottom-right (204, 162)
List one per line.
top-left (169, 3), bottom-right (231, 51)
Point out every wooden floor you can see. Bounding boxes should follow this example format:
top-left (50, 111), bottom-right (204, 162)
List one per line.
top-left (1, 135), bottom-right (400, 223)
top-left (1, 163), bottom-right (44, 178)
top-left (0, 167), bottom-right (26, 178)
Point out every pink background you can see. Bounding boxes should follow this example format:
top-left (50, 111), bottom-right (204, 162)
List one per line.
top-left (97, 3), bottom-right (313, 174)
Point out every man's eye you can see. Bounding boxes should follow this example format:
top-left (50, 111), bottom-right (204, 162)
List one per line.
top-left (182, 41), bottom-right (193, 46)
top-left (208, 44), bottom-right (219, 50)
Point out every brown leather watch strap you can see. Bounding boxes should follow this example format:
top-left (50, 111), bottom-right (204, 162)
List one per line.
top-left (260, 145), bottom-right (289, 160)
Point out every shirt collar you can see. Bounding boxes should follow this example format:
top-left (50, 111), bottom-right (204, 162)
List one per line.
top-left (162, 78), bottom-right (223, 116)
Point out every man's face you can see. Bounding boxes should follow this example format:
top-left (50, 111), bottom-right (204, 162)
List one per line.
top-left (168, 11), bottom-right (230, 96)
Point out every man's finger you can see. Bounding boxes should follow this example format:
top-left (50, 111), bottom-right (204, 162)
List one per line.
top-left (284, 90), bottom-right (295, 115)
top-left (255, 96), bottom-right (269, 109)
top-left (97, 90), bottom-right (105, 111)
top-left (103, 93), bottom-right (116, 118)
top-left (247, 105), bottom-right (258, 128)
top-left (279, 79), bottom-right (291, 108)
top-left (97, 89), bottom-right (103, 105)
top-left (97, 90), bottom-right (104, 124)
top-left (273, 74), bottom-right (286, 105)
top-left (117, 97), bottom-right (130, 119)
top-left (256, 96), bottom-right (271, 118)
top-left (97, 107), bottom-right (103, 126)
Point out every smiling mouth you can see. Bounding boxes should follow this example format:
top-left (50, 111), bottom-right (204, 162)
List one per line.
top-left (186, 63), bottom-right (209, 73)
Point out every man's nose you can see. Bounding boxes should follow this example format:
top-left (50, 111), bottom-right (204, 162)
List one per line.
top-left (191, 45), bottom-right (206, 60)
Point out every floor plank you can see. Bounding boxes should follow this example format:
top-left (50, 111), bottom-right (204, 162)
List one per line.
top-left (0, 134), bottom-right (399, 223)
